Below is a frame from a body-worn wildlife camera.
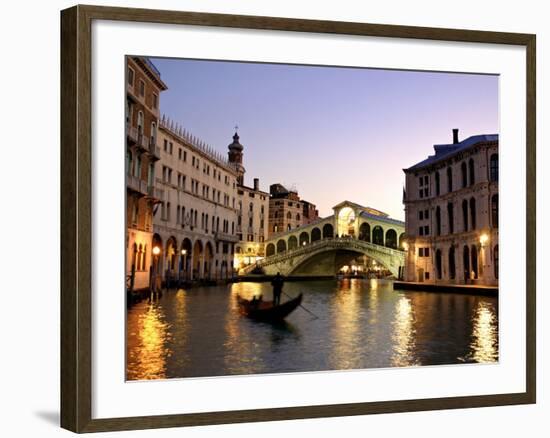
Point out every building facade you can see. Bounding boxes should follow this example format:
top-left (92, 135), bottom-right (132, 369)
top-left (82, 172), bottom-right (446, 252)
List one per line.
top-left (229, 133), bottom-right (270, 270)
top-left (152, 119), bottom-right (240, 282)
top-left (126, 57), bottom-right (167, 291)
top-left (268, 183), bottom-right (319, 238)
top-left (403, 129), bottom-right (499, 286)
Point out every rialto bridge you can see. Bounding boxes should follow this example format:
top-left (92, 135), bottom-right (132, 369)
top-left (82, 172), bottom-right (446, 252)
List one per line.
top-left (244, 201), bottom-right (406, 277)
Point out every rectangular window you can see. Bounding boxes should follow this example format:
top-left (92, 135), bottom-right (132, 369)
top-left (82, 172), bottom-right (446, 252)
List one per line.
top-left (127, 67), bottom-right (134, 85)
top-left (418, 248), bottom-right (424, 257)
top-left (163, 139), bottom-right (168, 152)
top-left (419, 211), bottom-right (423, 220)
top-left (183, 151), bottom-right (187, 161)
top-left (425, 209), bottom-right (429, 218)
top-left (152, 93), bottom-right (158, 109)
top-left (424, 248), bottom-right (430, 257)
top-left (419, 190), bottom-right (423, 199)
top-left (139, 79), bottom-right (145, 96)
top-left (424, 225), bottom-right (429, 235)
top-left (425, 272), bottom-right (430, 280)
top-left (419, 227), bottom-right (424, 236)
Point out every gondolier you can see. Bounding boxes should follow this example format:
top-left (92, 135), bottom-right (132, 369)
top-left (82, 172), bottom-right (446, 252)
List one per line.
top-left (271, 272), bottom-right (284, 305)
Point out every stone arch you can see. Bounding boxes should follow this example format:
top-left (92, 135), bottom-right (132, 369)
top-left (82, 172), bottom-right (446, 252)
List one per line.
top-left (311, 227), bottom-right (321, 242)
top-left (266, 243), bottom-right (275, 257)
top-left (299, 231), bottom-right (310, 246)
top-left (322, 223), bottom-right (334, 239)
top-left (276, 239), bottom-right (287, 253)
top-left (181, 238), bottom-right (192, 278)
top-left (204, 241), bottom-right (214, 279)
top-left (359, 222), bottom-right (371, 242)
top-left (385, 229), bottom-right (397, 249)
top-left (288, 235), bottom-right (298, 250)
top-left (435, 249), bottom-right (442, 279)
top-left (152, 233), bottom-right (163, 280)
top-left (372, 226), bottom-right (384, 246)
top-left (192, 240), bottom-right (203, 278)
top-left (165, 236), bottom-right (178, 272)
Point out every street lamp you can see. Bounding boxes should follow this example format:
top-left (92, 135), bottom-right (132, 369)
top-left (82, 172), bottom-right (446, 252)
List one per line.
top-left (479, 233), bottom-right (489, 247)
top-left (152, 246), bottom-right (161, 293)
top-left (402, 242), bottom-right (409, 251)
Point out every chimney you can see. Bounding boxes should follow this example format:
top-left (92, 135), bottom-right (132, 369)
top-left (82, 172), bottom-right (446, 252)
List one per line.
top-left (452, 128), bottom-right (459, 144)
top-left (253, 178), bottom-right (259, 191)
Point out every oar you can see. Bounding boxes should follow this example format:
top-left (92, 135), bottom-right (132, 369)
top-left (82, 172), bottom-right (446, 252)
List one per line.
top-left (282, 291), bottom-right (319, 319)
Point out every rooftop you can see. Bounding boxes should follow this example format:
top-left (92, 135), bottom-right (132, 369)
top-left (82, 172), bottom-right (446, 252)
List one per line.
top-left (405, 133), bottom-right (499, 172)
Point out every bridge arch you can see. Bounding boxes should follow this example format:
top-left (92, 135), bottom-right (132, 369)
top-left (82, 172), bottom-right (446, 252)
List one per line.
top-left (359, 222), bottom-right (371, 242)
top-left (299, 231), bottom-right (309, 246)
top-left (372, 226), bottom-right (384, 246)
top-left (311, 227), bottom-right (321, 242)
top-left (276, 239), bottom-right (287, 253)
top-left (323, 223), bottom-right (334, 238)
top-left (266, 243), bottom-right (275, 257)
top-left (398, 233), bottom-right (405, 249)
top-left (385, 229), bottom-right (397, 249)
top-left (288, 235), bottom-right (298, 250)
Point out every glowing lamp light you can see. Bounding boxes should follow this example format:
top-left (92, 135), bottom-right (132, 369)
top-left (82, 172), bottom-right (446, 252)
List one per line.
top-left (479, 233), bottom-right (489, 247)
top-left (402, 242), bottom-right (409, 251)
top-left (181, 249), bottom-right (187, 255)
top-left (152, 246), bottom-right (161, 256)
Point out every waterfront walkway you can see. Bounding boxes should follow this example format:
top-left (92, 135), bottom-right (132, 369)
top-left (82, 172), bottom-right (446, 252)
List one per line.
top-left (393, 281), bottom-right (498, 296)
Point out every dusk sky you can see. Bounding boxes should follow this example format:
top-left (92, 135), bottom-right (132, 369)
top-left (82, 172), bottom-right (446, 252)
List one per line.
top-left (150, 57), bottom-right (499, 220)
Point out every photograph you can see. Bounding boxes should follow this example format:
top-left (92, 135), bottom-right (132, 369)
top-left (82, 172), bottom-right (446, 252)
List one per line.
top-left (125, 56), bottom-right (499, 380)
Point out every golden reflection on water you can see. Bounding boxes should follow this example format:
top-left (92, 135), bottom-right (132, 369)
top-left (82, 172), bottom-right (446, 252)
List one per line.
top-left (391, 296), bottom-right (419, 367)
top-left (330, 279), bottom-right (361, 369)
top-left (470, 301), bottom-right (499, 363)
top-left (223, 283), bottom-right (266, 375)
top-left (126, 301), bottom-right (171, 380)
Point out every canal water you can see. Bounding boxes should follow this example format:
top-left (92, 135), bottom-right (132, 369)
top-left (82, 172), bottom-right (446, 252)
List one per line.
top-left (126, 279), bottom-right (498, 380)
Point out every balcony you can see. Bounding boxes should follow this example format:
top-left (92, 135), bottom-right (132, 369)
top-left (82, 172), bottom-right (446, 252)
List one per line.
top-left (214, 232), bottom-right (239, 243)
top-left (148, 138), bottom-right (161, 160)
top-left (146, 185), bottom-right (164, 202)
top-left (127, 174), bottom-right (148, 196)
top-left (127, 125), bottom-right (138, 144)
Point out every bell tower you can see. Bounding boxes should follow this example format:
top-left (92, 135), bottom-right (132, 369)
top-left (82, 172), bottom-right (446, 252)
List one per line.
top-left (228, 128), bottom-right (245, 185)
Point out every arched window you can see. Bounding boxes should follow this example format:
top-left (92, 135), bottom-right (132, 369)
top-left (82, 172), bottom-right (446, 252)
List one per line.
top-left (141, 245), bottom-right (147, 271)
top-left (274, 211), bottom-right (278, 218)
top-left (461, 162), bottom-right (467, 188)
top-left (468, 158), bottom-right (475, 186)
top-left (447, 202), bottom-right (454, 234)
top-left (372, 226), bottom-right (384, 245)
top-left (470, 245), bottom-right (478, 279)
top-left (286, 211), bottom-right (292, 219)
top-left (469, 198), bottom-right (477, 230)
top-left (436, 206), bottom-right (441, 236)
top-left (435, 171), bottom-right (440, 196)
top-left (296, 213), bottom-right (301, 221)
top-left (137, 244), bottom-right (143, 271)
top-left (134, 154), bottom-right (141, 178)
top-left (435, 249), bottom-right (442, 279)
top-left (449, 246), bottom-right (456, 279)
top-left (126, 151), bottom-right (132, 175)
top-left (287, 224), bottom-right (291, 231)
top-left (447, 167), bottom-right (453, 193)
top-left (463, 245), bottom-right (470, 282)
top-left (462, 199), bottom-right (469, 232)
top-left (131, 243), bottom-right (137, 267)
top-left (249, 202), bottom-right (253, 212)
top-left (491, 194), bottom-right (499, 228)
top-left (137, 111), bottom-right (144, 135)
top-left (493, 245), bottom-right (499, 279)
top-left (490, 154), bottom-right (498, 182)
top-left (150, 122), bottom-right (157, 146)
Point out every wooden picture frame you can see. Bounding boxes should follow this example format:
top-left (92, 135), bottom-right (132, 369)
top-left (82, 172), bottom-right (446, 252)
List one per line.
top-left (60, 4), bottom-right (536, 433)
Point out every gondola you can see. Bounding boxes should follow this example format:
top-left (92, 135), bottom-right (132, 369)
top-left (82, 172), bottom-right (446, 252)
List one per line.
top-left (237, 293), bottom-right (303, 322)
